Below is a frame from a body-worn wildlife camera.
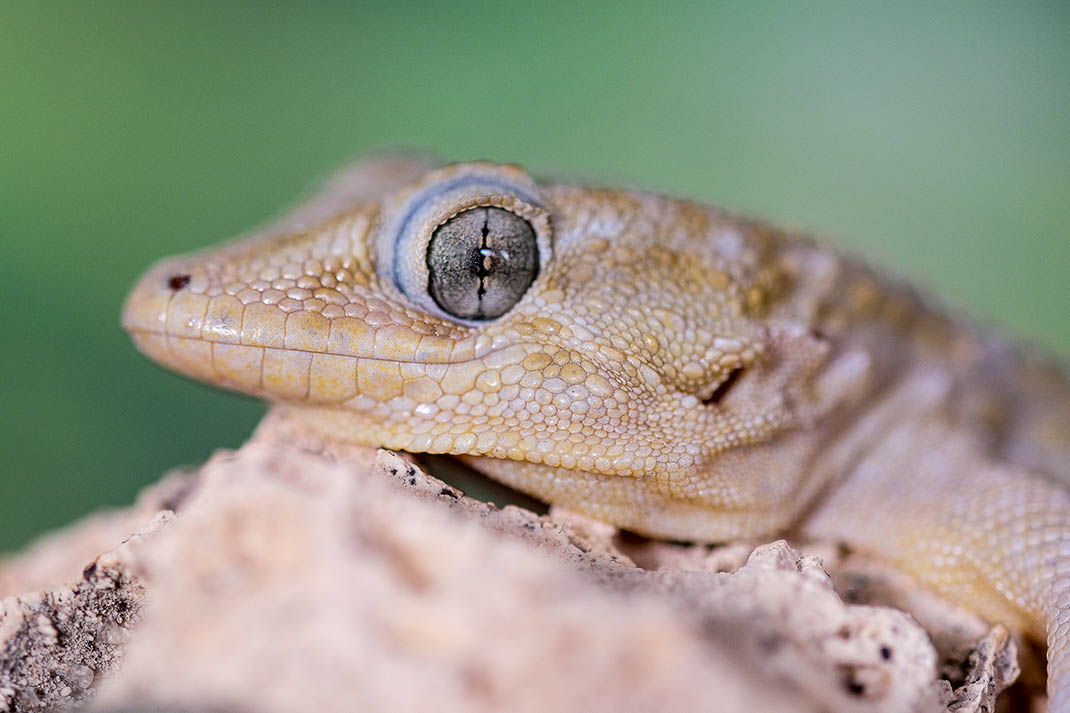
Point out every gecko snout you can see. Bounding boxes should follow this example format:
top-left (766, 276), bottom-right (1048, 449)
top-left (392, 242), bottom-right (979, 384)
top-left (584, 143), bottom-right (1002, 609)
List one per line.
top-left (122, 254), bottom-right (229, 386)
top-left (122, 256), bottom-right (196, 335)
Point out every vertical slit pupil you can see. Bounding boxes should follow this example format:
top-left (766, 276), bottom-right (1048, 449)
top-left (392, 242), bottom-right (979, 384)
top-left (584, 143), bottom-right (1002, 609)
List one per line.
top-left (475, 209), bottom-right (490, 301)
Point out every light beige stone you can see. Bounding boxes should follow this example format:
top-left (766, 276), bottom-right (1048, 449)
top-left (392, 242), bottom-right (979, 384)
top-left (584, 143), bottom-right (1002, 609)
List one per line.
top-left (0, 410), bottom-right (1026, 712)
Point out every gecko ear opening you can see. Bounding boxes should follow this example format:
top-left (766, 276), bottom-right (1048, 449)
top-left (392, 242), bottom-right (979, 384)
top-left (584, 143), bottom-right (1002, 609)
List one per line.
top-left (702, 366), bottom-right (745, 406)
top-left (374, 162), bottom-right (553, 326)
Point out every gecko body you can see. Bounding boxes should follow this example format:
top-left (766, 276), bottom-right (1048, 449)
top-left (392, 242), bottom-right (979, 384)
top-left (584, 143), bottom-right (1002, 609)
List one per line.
top-left (123, 157), bottom-right (1070, 707)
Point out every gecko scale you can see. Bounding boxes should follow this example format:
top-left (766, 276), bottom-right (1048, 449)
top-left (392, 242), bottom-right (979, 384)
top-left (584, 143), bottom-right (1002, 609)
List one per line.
top-left (123, 157), bottom-right (1070, 708)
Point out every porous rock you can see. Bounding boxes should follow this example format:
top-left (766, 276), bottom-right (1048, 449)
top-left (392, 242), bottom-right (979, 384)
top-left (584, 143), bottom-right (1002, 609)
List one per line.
top-left (0, 409), bottom-right (1024, 712)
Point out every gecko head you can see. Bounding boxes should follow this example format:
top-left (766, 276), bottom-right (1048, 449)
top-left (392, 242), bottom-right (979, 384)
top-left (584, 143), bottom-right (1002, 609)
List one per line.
top-left (124, 159), bottom-right (856, 480)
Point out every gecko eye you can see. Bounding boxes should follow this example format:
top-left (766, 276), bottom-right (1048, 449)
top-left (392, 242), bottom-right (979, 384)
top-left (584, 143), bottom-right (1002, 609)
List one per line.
top-left (376, 162), bottom-right (553, 326)
top-left (427, 207), bottom-right (539, 320)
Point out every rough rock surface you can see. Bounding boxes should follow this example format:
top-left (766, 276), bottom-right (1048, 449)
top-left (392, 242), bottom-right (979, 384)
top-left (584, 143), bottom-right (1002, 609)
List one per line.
top-left (0, 410), bottom-right (1031, 712)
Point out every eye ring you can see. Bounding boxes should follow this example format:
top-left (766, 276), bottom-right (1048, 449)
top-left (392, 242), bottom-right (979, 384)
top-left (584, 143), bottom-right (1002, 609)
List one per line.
top-left (375, 163), bottom-right (553, 325)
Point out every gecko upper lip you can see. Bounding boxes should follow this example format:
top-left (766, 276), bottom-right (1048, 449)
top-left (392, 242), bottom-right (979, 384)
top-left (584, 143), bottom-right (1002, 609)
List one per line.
top-left (124, 325), bottom-right (411, 361)
top-left (122, 262), bottom-right (512, 367)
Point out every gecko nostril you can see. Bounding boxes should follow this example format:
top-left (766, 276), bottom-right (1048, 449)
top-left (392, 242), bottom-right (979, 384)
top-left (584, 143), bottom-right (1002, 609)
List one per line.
top-left (167, 274), bottom-right (191, 291)
top-left (703, 366), bottom-right (745, 406)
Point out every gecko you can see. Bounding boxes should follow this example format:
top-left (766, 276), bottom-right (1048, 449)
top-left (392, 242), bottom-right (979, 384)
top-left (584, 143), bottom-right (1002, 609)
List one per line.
top-left (122, 156), bottom-right (1070, 708)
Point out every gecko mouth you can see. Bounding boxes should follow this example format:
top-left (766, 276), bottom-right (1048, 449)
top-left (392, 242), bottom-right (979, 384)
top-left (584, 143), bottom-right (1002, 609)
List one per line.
top-left (125, 327), bottom-right (421, 361)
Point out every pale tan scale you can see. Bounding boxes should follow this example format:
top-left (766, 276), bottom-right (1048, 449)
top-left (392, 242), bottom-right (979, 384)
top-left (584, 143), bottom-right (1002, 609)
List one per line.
top-left (261, 289), bottom-right (285, 305)
top-left (308, 353), bottom-right (358, 403)
top-left (202, 296), bottom-right (243, 344)
top-left (166, 292), bottom-right (209, 339)
top-left (356, 359), bottom-right (402, 402)
top-left (284, 311), bottom-right (329, 353)
top-left (168, 336), bottom-right (214, 383)
top-left (374, 325), bottom-right (421, 361)
top-left (277, 298), bottom-right (302, 313)
top-left (212, 343), bottom-right (264, 392)
top-left (262, 348), bottom-right (311, 400)
top-left (327, 317), bottom-right (374, 357)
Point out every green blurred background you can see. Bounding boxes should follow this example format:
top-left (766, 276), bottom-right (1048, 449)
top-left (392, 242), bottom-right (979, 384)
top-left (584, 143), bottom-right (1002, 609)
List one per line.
top-left (2, 2), bottom-right (1067, 552)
